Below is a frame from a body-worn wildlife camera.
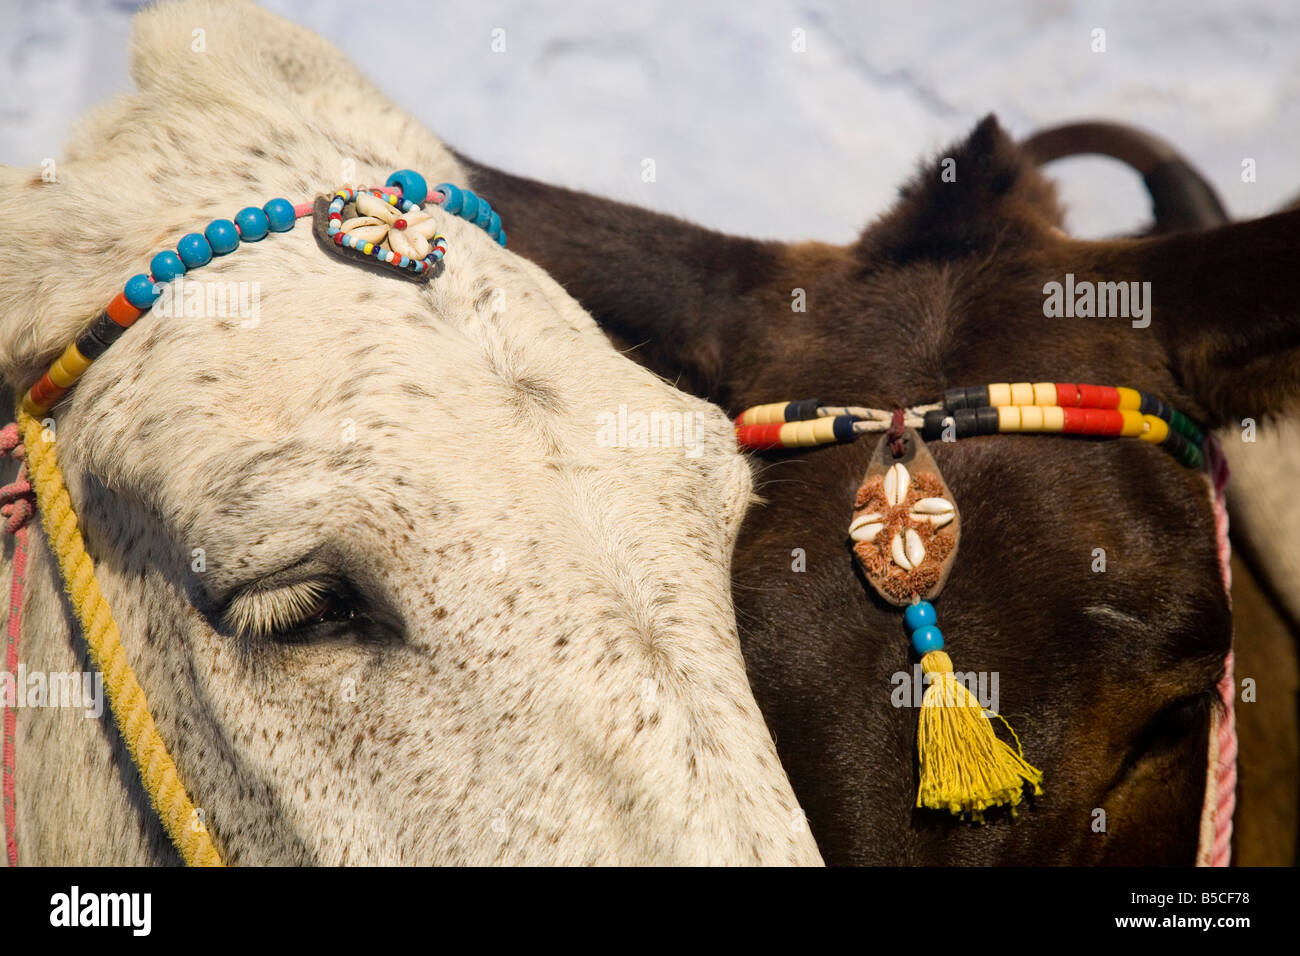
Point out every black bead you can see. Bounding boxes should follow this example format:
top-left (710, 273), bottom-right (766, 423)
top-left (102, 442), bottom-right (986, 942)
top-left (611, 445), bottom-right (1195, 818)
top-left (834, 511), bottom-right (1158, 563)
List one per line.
top-left (785, 398), bottom-right (821, 422)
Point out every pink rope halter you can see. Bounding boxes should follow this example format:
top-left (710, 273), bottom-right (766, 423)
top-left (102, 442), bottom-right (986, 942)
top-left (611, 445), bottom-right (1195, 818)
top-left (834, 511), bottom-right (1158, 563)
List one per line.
top-left (1197, 434), bottom-right (1236, 867)
top-left (0, 421), bottom-right (34, 866)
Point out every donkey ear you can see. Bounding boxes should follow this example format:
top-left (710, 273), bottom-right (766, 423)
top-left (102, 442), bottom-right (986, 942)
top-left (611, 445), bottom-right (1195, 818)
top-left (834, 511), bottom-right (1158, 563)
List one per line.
top-left (857, 115), bottom-right (1063, 264)
top-left (130, 0), bottom-right (383, 104)
top-left (127, 1), bottom-right (454, 176)
top-left (1074, 209), bottom-right (1300, 428)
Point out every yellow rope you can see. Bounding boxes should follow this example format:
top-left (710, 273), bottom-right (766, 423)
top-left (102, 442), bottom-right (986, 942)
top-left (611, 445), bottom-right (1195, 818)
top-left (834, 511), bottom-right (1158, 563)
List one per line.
top-left (17, 408), bottom-right (223, 866)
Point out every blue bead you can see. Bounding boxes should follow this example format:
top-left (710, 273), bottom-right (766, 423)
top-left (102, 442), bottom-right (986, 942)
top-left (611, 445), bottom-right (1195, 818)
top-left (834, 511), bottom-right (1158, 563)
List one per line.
top-left (385, 169), bottom-right (428, 206)
top-left (487, 211), bottom-right (502, 238)
top-left (124, 274), bottom-right (160, 309)
top-left (149, 251), bottom-right (186, 284)
top-left (473, 199), bottom-right (492, 230)
top-left (497, 229), bottom-right (507, 247)
top-left (234, 206), bottom-right (269, 241)
top-left (911, 625), bottom-right (944, 655)
top-left (176, 232), bottom-right (212, 268)
top-left (458, 190), bottom-right (479, 222)
top-left (436, 183), bottom-right (462, 215)
top-left (205, 219), bottom-right (240, 255)
top-left (904, 601), bottom-right (937, 633)
top-left (263, 198), bottom-right (296, 232)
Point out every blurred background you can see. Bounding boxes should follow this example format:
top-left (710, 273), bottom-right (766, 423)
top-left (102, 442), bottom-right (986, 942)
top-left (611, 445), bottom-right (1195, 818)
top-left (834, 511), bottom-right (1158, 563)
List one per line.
top-left (2, 0), bottom-right (1298, 240)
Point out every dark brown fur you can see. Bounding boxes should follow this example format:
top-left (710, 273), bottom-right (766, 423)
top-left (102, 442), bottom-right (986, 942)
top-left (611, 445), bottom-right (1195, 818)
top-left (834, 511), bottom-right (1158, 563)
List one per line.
top-left (455, 116), bottom-right (1300, 864)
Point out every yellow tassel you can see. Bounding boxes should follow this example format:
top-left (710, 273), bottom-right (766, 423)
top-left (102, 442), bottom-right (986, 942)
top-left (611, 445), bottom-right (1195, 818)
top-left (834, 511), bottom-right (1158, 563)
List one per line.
top-left (916, 650), bottom-right (1043, 820)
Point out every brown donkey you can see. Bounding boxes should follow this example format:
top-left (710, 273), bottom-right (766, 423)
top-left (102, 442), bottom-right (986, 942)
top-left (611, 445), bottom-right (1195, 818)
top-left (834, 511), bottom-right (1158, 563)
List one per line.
top-left (457, 116), bottom-right (1300, 864)
top-left (1025, 122), bottom-right (1299, 866)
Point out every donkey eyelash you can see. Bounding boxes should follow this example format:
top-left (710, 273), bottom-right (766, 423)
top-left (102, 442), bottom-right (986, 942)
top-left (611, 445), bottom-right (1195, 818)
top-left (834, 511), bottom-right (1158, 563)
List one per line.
top-left (223, 578), bottom-right (347, 640)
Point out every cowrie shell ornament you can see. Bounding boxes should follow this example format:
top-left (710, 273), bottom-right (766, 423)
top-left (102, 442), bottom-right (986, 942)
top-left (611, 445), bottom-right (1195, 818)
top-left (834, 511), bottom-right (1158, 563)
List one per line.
top-left (849, 428), bottom-right (961, 605)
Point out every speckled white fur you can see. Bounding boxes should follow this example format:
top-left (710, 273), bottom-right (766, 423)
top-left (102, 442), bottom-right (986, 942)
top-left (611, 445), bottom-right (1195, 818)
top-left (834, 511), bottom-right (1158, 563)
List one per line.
top-left (0, 0), bottom-right (821, 865)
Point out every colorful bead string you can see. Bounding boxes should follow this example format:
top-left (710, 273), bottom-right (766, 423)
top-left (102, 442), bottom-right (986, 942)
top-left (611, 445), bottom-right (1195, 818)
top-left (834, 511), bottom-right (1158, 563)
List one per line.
top-left (734, 381), bottom-right (1206, 469)
top-left (19, 170), bottom-right (503, 419)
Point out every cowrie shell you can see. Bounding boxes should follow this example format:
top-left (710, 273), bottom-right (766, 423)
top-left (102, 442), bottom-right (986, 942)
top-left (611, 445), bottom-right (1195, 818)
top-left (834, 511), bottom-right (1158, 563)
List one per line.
top-left (905, 528), bottom-right (925, 567)
top-left (849, 513), bottom-right (885, 543)
top-left (355, 190), bottom-right (398, 221)
top-left (884, 463), bottom-right (910, 507)
top-left (911, 497), bottom-right (955, 528)
top-left (890, 532), bottom-right (912, 570)
top-left (339, 216), bottom-right (388, 243)
top-left (389, 227), bottom-right (430, 260)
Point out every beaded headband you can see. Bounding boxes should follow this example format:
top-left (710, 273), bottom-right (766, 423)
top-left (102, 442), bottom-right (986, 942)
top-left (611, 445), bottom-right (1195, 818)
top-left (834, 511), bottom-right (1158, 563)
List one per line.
top-left (732, 381), bottom-right (1208, 820)
top-left (19, 169), bottom-right (503, 419)
top-left (735, 381), bottom-right (1205, 468)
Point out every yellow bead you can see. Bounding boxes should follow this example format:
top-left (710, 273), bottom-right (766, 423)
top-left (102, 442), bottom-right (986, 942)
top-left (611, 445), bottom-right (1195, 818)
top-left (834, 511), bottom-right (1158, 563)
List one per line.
top-left (1141, 415), bottom-right (1169, 443)
top-left (20, 394), bottom-right (48, 418)
top-left (740, 401), bottom-right (788, 425)
top-left (780, 418), bottom-right (837, 447)
top-left (48, 343), bottom-right (92, 389)
top-left (363, 242), bottom-right (374, 255)
top-left (987, 383), bottom-right (1012, 406)
top-left (1010, 382), bottom-right (1034, 405)
top-left (1119, 410), bottom-right (1145, 437)
top-left (1032, 382), bottom-right (1056, 405)
top-left (1041, 406), bottom-right (1065, 432)
top-left (1117, 387), bottom-right (1141, 411)
top-left (1018, 406), bottom-right (1045, 431)
top-left (997, 405), bottom-right (1022, 431)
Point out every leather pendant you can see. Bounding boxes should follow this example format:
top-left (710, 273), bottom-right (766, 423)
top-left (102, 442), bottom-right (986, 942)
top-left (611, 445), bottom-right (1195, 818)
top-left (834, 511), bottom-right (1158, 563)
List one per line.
top-left (312, 192), bottom-right (441, 284)
top-left (849, 428), bottom-right (961, 606)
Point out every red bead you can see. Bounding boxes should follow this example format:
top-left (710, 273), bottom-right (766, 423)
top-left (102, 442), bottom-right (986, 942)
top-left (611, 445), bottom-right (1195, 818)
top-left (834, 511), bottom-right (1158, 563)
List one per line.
top-left (1077, 384), bottom-right (1107, 408)
top-left (1063, 408), bottom-right (1123, 434)
top-left (1093, 385), bottom-right (1121, 408)
top-left (1055, 383), bottom-right (1081, 406)
top-left (735, 423), bottom-right (784, 450)
top-left (333, 233), bottom-right (344, 245)
top-left (29, 374), bottom-right (67, 408)
top-left (394, 218), bottom-right (407, 230)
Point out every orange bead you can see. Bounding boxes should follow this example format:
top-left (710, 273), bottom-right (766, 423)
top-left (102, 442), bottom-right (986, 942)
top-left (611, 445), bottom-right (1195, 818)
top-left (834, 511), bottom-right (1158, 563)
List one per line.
top-left (106, 291), bottom-right (144, 327)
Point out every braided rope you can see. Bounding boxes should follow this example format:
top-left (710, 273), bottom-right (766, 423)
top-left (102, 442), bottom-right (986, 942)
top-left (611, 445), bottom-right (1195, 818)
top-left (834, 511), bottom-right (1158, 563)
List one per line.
top-left (16, 409), bottom-right (223, 866)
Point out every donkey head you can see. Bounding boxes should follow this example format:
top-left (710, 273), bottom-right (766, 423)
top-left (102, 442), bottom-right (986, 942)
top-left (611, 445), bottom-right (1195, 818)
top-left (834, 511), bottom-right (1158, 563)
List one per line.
top-left (0, 0), bottom-right (821, 865)
top-left (461, 115), bottom-right (1300, 863)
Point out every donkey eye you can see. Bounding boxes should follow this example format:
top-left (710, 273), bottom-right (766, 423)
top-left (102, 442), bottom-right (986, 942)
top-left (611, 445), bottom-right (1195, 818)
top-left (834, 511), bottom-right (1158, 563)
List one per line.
top-left (223, 577), bottom-right (369, 645)
top-left (1123, 688), bottom-right (1218, 768)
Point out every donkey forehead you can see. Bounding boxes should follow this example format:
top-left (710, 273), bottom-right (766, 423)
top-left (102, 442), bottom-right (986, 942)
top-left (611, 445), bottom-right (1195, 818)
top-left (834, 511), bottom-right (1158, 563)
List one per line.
top-left (59, 237), bottom-right (738, 559)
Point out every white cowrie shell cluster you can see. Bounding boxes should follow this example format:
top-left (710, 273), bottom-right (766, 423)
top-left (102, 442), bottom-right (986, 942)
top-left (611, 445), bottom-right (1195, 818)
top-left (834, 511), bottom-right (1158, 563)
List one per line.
top-left (911, 497), bottom-right (955, 529)
top-left (340, 191), bottom-right (441, 259)
top-left (884, 463), bottom-right (910, 507)
top-left (849, 512), bottom-right (885, 543)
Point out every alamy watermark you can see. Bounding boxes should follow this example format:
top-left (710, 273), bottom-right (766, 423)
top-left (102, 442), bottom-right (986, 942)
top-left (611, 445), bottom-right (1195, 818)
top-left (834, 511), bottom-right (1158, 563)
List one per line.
top-left (153, 277), bottom-right (261, 327)
top-left (1042, 274), bottom-right (1151, 328)
top-left (1, 666), bottom-right (103, 718)
top-left (595, 405), bottom-right (710, 458)
top-left (891, 664), bottom-right (999, 715)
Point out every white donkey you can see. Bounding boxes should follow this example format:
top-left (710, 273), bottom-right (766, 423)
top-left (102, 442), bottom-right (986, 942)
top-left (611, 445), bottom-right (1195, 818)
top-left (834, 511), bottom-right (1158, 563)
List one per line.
top-left (0, 0), bottom-right (820, 865)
